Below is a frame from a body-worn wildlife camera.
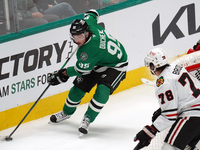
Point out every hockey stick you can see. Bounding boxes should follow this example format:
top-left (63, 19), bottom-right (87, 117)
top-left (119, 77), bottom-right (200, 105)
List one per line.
top-left (133, 140), bottom-right (149, 150)
top-left (133, 143), bottom-right (140, 150)
top-left (4, 46), bottom-right (78, 141)
top-left (141, 78), bottom-right (156, 87)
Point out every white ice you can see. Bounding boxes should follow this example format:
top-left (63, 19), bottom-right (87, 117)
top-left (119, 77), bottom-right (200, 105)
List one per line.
top-left (0, 84), bottom-right (161, 150)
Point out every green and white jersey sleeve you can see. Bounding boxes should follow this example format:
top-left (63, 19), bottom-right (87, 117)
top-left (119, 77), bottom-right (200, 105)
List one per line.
top-left (67, 12), bottom-right (128, 77)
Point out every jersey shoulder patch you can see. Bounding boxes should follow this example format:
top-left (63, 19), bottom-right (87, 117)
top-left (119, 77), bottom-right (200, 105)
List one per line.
top-left (80, 52), bottom-right (88, 61)
top-left (156, 76), bottom-right (164, 87)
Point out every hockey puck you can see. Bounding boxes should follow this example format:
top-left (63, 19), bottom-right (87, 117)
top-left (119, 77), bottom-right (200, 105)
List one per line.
top-left (5, 136), bottom-right (13, 141)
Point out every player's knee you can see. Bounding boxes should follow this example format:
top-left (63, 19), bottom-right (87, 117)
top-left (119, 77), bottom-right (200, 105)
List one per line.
top-left (98, 82), bottom-right (112, 94)
top-left (69, 86), bottom-right (85, 99)
top-left (161, 143), bottom-right (181, 150)
top-left (93, 84), bottom-right (110, 103)
top-left (96, 84), bottom-right (110, 94)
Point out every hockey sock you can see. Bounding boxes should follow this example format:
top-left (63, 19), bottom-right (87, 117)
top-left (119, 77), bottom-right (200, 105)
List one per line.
top-left (63, 86), bottom-right (86, 115)
top-left (84, 84), bottom-right (110, 123)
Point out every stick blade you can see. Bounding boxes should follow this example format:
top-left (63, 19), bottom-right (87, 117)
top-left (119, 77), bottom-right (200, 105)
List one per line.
top-left (98, 22), bottom-right (105, 29)
top-left (5, 136), bottom-right (13, 141)
top-left (0, 135), bottom-right (12, 141)
top-left (141, 78), bottom-right (155, 87)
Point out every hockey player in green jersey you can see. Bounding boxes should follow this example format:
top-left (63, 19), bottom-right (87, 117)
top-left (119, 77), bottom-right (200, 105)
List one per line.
top-left (48, 9), bottom-right (128, 135)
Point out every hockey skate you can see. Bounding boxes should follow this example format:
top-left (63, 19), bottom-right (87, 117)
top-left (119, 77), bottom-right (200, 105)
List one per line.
top-left (50, 111), bottom-right (70, 123)
top-left (78, 117), bottom-right (90, 137)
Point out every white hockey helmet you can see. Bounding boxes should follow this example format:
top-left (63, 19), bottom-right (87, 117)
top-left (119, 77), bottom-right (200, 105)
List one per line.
top-left (144, 48), bottom-right (168, 73)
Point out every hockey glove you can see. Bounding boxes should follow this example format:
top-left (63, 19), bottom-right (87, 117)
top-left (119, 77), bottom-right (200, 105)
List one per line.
top-left (134, 125), bottom-right (158, 150)
top-left (193, 40), bottom-right (200, 51)
top-left (84, 9), bottom-right (99, 21)
top-left (48, 68), bottom-right (69, 86)
top-left (187, 49), bottom-right (196, 54)
top-left (152, 108), bottom-right (161, 122)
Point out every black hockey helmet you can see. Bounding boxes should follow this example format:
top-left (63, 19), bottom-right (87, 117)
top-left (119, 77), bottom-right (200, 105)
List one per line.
top-left (70, 19), bottom-right (89, 35)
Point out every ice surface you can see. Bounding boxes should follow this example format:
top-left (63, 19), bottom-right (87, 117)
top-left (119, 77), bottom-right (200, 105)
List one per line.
top-left (0, 84), bottom-right (159, 150)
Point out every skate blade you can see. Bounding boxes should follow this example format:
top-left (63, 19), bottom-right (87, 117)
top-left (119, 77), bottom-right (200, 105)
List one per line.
top-left (48, 121), bottom-right (59, 125)
top-left (48, 121), bottom-right (54, 124)
top-left (79, 133), bottom-right (85, 138)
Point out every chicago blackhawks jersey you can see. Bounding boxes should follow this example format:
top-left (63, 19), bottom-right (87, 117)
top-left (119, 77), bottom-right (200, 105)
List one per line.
top-left (67, 12), bottom-right (128, 76)
top-left (153, 63), bottom-right (200, 131)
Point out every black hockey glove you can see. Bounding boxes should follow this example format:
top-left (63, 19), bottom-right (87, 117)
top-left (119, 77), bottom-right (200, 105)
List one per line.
top-left (152, 108), bottom-right (162, 122)
top-left (48, 68), bottom-right (69, 86)
top-left (134, 125), bottom-right (158, 150)
top-left (193, 41), bottom-right (200, 51)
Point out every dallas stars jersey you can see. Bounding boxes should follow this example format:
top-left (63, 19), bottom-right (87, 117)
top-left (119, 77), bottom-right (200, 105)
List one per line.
top-left (67, 12), bottom-right (128, 76)
top-left (153, 63), bottom-right (200, 132)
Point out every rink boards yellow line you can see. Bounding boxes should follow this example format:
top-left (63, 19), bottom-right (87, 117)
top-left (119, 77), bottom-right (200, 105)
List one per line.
top-left (0, 67), bottom-right (155, 131)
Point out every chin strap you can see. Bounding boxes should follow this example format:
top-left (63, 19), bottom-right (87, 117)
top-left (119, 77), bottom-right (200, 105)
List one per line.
top-left (150, 66), bottom-right (156, 75)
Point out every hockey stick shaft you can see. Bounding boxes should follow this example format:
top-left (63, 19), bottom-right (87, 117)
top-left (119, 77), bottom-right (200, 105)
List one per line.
top-left (61, 46), bottom-right (78, 69)
top-left (133, 143), bottom-right (141, 150)
top-left (6, 46), bottom-right (78, 140)
top-left (6, 83), bottom-right (51, 139)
